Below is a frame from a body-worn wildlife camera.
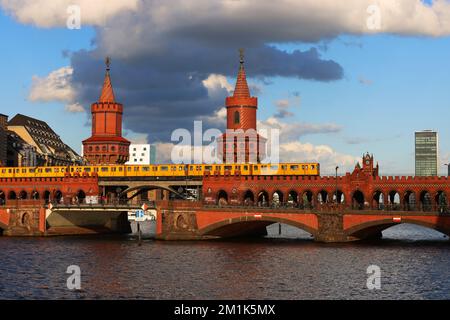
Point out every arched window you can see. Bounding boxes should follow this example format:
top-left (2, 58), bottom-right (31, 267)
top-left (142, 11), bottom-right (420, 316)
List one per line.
top-left (234, 111), bottom-right (240, 124)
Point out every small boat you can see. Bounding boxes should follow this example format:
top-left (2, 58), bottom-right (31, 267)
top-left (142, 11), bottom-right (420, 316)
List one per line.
top-left (127, 209), bottom-right (157, 239)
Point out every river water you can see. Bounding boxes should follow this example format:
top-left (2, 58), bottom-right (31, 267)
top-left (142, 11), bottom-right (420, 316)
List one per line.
top-left (0, 224), bottom-right (449, 300)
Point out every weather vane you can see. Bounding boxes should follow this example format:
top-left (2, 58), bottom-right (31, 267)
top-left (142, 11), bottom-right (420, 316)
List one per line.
top-left (105, 56), bottom-right (111, 71)
top-left (239, 48), bottom-right (245, 64)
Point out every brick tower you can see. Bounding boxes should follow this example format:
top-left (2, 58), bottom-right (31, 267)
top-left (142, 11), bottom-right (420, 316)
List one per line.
top-left (82, 58), bottom-right (130, 165)
top-left (217, 49), bottom-right (266, 163)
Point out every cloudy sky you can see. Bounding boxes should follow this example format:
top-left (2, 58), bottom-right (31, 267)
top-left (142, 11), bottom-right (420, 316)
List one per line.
top-left (0, 0), bottom-right (449, 174)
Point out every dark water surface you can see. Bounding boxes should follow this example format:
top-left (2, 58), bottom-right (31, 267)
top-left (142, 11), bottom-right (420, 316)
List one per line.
top-left (1, 224), bottom-right (449, 299)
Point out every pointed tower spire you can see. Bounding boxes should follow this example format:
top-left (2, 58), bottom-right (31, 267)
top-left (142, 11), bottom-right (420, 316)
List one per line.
top-left (99, 56), bottom-right (116, 103)
top-left (233, 48), bottom-right (250, 98)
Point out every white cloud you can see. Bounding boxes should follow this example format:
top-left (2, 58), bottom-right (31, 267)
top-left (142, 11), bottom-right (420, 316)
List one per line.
top-left (202, 74), bottom-right (233, 95)
top-left (0, 0), bottom-right (139, 28)
top-left (64, 103), bottom-right (84, 113)
top-left (258, 117), bottom-right (342, 142)
top-left (3, 1), bottom-right (450, 57)
top-left (29, 66), bottom-right (75, 102)
top-left (279, 141), bottom-right (359, 174)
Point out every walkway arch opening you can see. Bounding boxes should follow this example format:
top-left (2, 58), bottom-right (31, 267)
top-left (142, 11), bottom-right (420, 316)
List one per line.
top-left (287, 190), bottom-right (298, 207)
top-left (301, 190), bottom-right (314, 209)
top-left (243, 190), bottom-right (254, 206)
top-left (272, 190), bottom-right (283, 207)
top-left (54, 190), bottom-right (63, 204)
top-left (420, 191), bottom-right (432, 212)
top-left (19, 190), bottom-right (28, 200)
top-left (372, 191), bottom-right (384, 210)
top-left (257, 191), bottom-right (269, 207)
top-left (8, 191), bottom-right (16, 200)
top-left (76, 190), bottom-right (86, 204)
top-left (332, 190), bottom-right (345, 204)
top-left (388, 191), bottom-right (401, 210)
top-left (352, 190), bottom-right (365, 210)
top-left (43, 191), bottom-right (51, 204)
top-left (0, 190), bottom-right (5, 205)
top-left (436, 191), bottom-right (448, 213)
top-left (217, 190), bottom-right (228, 206)
top-left (317, 190), bottom-right (328, 205)
top-left (404, 191), bottom-right (416, 211)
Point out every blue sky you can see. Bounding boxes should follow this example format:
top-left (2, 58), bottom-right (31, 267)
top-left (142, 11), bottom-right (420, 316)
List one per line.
top-left (0, 1), bottom-right (449, 174)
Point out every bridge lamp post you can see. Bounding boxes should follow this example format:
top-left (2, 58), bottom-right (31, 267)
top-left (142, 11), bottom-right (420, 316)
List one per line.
top-left (335, 166), bottom-right (339, 205)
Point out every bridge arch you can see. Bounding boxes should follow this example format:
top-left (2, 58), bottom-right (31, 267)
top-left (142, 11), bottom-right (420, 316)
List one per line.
top-left (199, 216), bottom-right (318, 239)
top-left (333, 190), bottom-right (345, 204)
top-left (76, 190), bottom-right (86, 204)
top-left (346, 218), bottom-right (450, 240)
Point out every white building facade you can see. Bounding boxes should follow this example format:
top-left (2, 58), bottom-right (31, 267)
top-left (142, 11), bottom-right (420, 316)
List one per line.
top-left (126, 144), bottom-right (156, 165)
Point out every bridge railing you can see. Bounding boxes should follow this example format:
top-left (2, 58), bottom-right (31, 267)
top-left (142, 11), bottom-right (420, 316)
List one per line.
top-left (203, 202), bottom-right (449, 214)
top-left (47, 199), bottom-right (156, 209)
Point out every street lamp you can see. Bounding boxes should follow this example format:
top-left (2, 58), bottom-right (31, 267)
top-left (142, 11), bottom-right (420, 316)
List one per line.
top-left (335, 166), bottom-right (339, 204)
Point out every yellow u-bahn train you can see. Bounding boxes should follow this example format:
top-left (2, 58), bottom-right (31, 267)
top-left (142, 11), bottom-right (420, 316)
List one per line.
top-left (0, 162), bottom-right (320, 179)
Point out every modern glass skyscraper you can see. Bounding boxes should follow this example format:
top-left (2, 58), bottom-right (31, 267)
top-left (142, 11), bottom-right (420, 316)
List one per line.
top-left (415, 130), bottom-right (438, 176)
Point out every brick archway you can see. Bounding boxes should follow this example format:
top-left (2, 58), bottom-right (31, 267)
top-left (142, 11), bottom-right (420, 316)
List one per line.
top-left (198, 216), bottom-right (318, 239)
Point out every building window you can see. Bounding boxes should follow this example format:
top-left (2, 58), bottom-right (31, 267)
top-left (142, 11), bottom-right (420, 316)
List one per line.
top-left (234, 111), bottom-right (240, 124)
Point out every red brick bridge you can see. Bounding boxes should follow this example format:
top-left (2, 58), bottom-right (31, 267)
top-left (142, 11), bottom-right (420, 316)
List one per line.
top-left (156, 155), bottom-right (450, 242)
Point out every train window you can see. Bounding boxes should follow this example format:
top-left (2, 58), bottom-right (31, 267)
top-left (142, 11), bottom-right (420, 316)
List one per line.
top-left (311, 165), bottom-right (315, 169)
top-left (235, 166), bottom-right (241, 171)
top-left (281, 165), bottom-right (287, 170)
top-left (15, 169), bottom-right (19, 173)
top-left (22, 169), bottom-right (27, 173)
top-left (152, 167), bottom-right (157, 171)
top-left (160, 166), bottom-right (168, 171)
top-left (142, 167), bottom-right (150, 172)
top-left (290, 165), bottom-right (299, 170)
top-left (127, 167), bottom-right (131, 171)
top-left (61, 168), bottom-right (65, 172)
top-left (94, 167), bottom-right (99, 172)
top-left (118, 167), bottom-right (123, 171)
top-left (84, 168), bottom-right (91, 172)
top-left (189, 166), bottom-right (194, 171)
top-left (254, 165), bottom-right (258, 170)
top-left (54, 168), bottom-right (59, 173)
top-left (243, 166), bottom-right (248, 171)
top-left (205, 166), bottom-right (212, 171)
top-left (270, 165), bottom-right (278, 170)
top-left (37, 169), bottom-right (42, 173)
top-left (111, 167), bottom-right (116, 172)
top-left (134, 167), bottom-right (139, 171)
top-left (45, 168), bottom-right (52, 173)
top-left (224, 166), bottom-right (232, 171)
top-left (101, 167), bottom-right (109, 172)
top-left (1, 169), bottom-right (5, 173)
top-left (196, 166), bottom-right (201, 170)
top-left (179, 166), bottom-right (184, 171)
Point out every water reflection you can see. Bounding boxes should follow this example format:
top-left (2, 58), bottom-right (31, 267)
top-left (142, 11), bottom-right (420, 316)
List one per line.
top-left (0, 224), bottom-right (449, 299)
